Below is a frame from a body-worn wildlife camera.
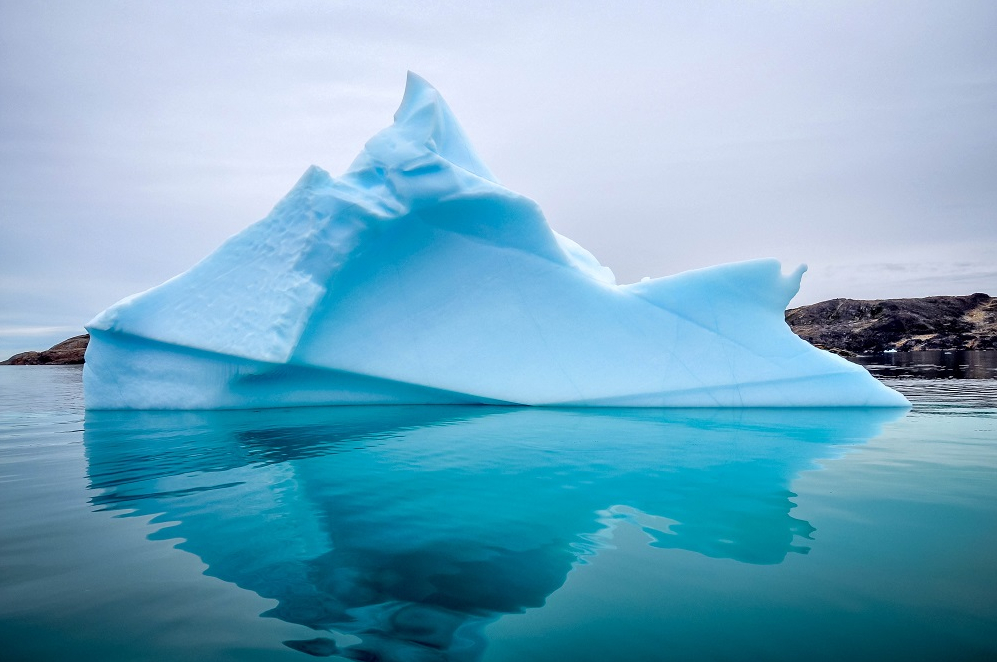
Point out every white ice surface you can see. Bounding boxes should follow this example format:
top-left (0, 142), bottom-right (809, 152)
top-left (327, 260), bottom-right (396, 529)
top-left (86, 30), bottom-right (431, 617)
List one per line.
top-left (84, 73), bottom-right (909, 409)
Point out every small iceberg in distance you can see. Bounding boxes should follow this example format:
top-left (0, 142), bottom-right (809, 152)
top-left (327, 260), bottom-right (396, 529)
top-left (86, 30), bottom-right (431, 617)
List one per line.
top-left (84, 73), bottom-right (908, 410)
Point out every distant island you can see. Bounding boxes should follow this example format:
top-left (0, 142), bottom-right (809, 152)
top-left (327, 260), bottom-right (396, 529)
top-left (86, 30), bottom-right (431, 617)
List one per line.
top-left (2, 293), bottom-right (994, 365)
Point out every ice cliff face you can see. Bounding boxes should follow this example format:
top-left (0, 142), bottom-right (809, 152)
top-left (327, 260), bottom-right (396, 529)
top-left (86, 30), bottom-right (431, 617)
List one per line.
top-left (84, 73), bottom-right (908, 409)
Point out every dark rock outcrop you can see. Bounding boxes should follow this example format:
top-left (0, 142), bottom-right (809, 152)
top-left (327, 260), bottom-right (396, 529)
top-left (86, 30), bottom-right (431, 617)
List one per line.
top-left (1, 334), bottom-right (89, 365)
top-left (786, 293), bottom-right (996, 354)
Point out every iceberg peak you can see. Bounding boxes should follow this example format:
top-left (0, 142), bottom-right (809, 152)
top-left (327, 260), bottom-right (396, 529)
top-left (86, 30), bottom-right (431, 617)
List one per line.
top-left (370, 71), bottom-right (498, 183)
top-left (83, 75), bottom-right (909, 410)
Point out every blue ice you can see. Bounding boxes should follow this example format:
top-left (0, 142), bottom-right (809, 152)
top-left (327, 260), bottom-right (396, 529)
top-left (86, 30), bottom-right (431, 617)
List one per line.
top-left (84, 73), bottom-right (908, 409)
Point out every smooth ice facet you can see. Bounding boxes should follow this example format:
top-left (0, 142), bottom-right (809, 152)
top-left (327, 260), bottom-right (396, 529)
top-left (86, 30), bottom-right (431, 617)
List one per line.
top-left (84, 73), bottom-right (909, 409)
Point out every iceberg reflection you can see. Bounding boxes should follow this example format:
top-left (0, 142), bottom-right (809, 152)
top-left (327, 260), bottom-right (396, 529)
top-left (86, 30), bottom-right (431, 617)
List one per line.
top-left (84, 406), bottom-right (902, 660)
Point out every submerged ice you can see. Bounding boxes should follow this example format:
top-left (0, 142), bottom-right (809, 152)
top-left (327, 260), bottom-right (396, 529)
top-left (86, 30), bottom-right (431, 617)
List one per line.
top-left (84, 73), bottom-right (908, 409)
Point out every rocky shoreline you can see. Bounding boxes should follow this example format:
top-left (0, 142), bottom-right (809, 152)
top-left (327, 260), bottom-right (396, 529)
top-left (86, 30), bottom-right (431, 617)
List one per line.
top-left (785, 293), bottom-right (995, 356)
top-left (3, 293), bottom-right (995, 365)
top-left (1, 334), bottom-right (89, 365)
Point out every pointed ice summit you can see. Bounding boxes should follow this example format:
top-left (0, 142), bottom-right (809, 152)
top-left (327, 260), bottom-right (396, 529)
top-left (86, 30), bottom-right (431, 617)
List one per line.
top-left (84, 73), bottom-right (908, 409)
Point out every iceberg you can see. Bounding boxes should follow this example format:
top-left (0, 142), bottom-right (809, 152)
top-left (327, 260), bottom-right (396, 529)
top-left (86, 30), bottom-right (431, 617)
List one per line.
top-left (84, 73), bottom-right (908, 410)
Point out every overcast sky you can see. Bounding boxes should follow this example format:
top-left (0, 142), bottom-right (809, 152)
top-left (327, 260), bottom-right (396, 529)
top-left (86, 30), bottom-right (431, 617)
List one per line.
top-left (2, 0), bottom-right (996, 357)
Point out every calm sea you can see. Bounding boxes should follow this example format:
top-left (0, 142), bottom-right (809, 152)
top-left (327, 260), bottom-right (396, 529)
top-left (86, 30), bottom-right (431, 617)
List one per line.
top-left (1, 359), bottom-right (995, 661)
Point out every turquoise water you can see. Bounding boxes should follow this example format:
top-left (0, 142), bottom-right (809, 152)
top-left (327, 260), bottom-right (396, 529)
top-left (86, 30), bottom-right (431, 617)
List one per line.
top-left (1, 367), bottom-right (995, 661)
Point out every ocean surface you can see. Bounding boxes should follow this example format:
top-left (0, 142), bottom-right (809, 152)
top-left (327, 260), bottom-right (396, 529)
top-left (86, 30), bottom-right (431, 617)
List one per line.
top-left (849, 349), bottom-right (997, 379)
top-left (1, 360), bottom-right (995, 661)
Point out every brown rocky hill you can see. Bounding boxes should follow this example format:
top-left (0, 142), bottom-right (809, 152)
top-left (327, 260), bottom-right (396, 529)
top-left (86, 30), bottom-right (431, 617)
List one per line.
top-left (1, 334), bottom-right (89, 365)
top-left (785, 293), bottom-right (996, 354)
